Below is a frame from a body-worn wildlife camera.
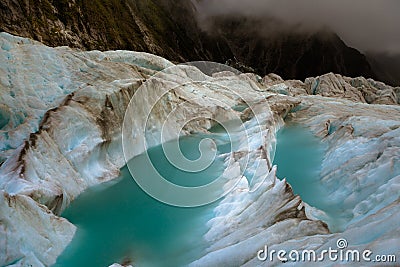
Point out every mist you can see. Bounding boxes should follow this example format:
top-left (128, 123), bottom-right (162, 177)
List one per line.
top-left (194, 0), bottom-right (400, 55)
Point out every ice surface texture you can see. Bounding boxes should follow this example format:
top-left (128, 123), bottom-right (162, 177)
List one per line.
top-left (0, 32), bottom-right (399, 266)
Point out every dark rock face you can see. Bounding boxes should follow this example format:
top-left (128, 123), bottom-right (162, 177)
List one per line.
top-left (0, 0), bottom-right (378, 82)
top-left (207, 16), bottom-right (376, 81)
top-left (366, 52), bottom-right (400, 87)
top-left (0, 0), bottom-right (232, 63)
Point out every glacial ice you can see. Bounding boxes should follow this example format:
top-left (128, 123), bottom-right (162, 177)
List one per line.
top-left (0, 32), bottom-right (399, 266)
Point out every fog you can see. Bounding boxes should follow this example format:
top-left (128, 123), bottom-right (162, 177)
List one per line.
top-left (194, 0), bottom-right (400, 54)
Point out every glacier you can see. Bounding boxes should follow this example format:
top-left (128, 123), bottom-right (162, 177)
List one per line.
top-left (0, 32), bottom-right (399, 266)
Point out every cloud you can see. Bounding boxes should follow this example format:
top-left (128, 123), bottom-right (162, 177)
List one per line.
top-left (194, 0), bottom-right (400, 54)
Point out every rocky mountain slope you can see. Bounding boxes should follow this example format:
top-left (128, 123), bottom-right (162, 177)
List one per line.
top-left (0, 0), bottom-right (232, 62)
top-left (0, 0), bottom-right (385, 83)
top-left (367, 52), bottom-right (400, 87)
top-left (206, 16), bottom-right (376, 81)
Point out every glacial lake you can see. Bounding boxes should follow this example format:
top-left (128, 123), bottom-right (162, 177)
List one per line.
top-left (273, 124), bottom-right (343, 231)
top-left (55, 124), bottom-right (339, 266)
top-left (55, 134), bottom-right (230, 267)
